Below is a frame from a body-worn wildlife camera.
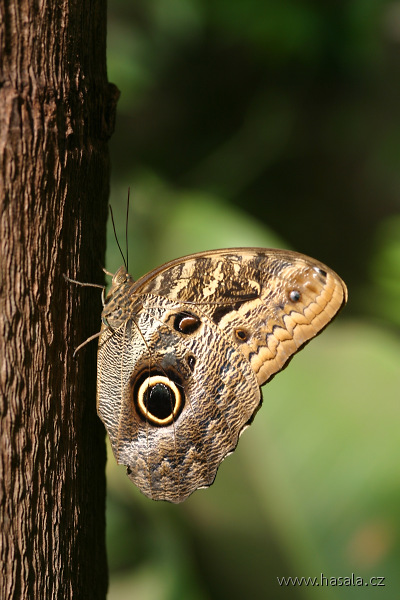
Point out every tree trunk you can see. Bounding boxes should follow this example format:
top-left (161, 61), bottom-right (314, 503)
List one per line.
top-left (0, 1), bottom-right (118, 597)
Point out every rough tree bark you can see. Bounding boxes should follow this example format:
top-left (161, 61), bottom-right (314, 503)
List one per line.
top-left (0, 1), bottom-right (119, 597)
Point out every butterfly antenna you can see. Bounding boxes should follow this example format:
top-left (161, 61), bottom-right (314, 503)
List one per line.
top-left (125, 187), bottom-right (130, 273)
top-left (109, 204), bottom-right (127, 270)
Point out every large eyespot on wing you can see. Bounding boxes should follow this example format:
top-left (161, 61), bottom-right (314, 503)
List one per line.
top-left (133, 369), bottom-right (185, 427)
top-left (221, 255), bottom-right (347, 387)
top-left (102, 295), bottom-right (262, 504)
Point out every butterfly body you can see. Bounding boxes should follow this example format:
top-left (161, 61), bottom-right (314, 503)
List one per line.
top-left (97, 248), bottom-right (347, 503)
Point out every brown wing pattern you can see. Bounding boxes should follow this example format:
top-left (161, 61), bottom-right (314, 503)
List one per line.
top-left (97, 248), bottom-right (347, 503)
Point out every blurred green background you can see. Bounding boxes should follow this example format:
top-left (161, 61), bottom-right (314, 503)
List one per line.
top-left (104, 1), bottom-right (400, 598)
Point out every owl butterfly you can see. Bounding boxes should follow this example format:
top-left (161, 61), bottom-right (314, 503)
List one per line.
top-left (96, 247), bottom-right (347, 503)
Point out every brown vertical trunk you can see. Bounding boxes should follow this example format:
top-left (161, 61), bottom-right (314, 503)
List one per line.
top-left (0, 1), bottom-right (118, 597)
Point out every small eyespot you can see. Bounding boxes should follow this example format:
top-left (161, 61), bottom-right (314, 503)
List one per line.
top-left (173, 312), bottom-right (201, 334)
top-left (235, 328), bottom-right (249, 342)
top-left (289, 290), bottom-right (301, 302)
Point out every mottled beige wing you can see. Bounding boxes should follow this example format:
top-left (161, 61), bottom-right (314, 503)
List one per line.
top-left (97, 296), bottom-right (261, 503)
top-left (132, 248), bottom-right (347, 387)
top-left (97, 248), bottom-right (347, 503)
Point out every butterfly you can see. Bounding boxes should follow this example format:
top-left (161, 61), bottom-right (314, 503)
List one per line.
top-left (95, 247), bottom-right (347, 503)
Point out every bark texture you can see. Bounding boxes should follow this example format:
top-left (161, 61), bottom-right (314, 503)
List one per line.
top-left (0, 1), bottom-right (118, 597)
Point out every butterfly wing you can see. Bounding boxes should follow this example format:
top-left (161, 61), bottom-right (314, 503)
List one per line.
top-left (133, 248), bottom-right (347, 386)
top-left (97, 248), bottom-right (347, 503)
top-left (98, 296), bottom-right (261, 503)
